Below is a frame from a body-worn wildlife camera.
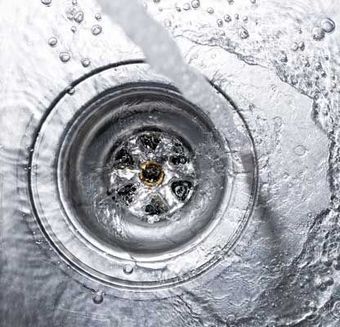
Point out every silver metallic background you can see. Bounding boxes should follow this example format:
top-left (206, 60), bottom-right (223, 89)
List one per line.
top-left (0, 0), bottom-right (339, 326)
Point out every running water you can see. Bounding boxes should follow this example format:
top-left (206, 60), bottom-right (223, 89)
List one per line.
top-left (0, 0), bottom-right (340, 326)
top-left (97, 0), bottom-right (246, 146)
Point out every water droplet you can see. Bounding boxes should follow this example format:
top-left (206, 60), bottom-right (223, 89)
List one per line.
top-left (92, 291), bottom-right (104, 304)
top-left (298, 41), bottom-right (305, 51)
top-left (91, 24), bottom-right (102, 35)
top-left (59, 52), bottom-right (71, 63)
top-left (81, 58), bottom-right (91, 67)
top-left (294, 145), bottom-right (307, 156)
top-left (74, 11), bottom-right (84, 24)
top-left (48, 37), bottom-right (57, 47)
top-left (207, 7), bottom-right (214, 14)
top-left (95, 13), bottom-right (102, 20)
top-left (321, 18), bottom-right (335, 33)
top-left (325, 276), bottom-right (334, 286)
top-left (239, 27), bottom-right (249, 39)
top-left (243, 16), bottom-right (248, 23)
top-left (66, 7), bottom-right (76, 20)
top-left (41, 0), bottom-right (52, 6)
top-left (250, 0), bottom-right (256, 3)
top-left (191, 0), bottom-right (200, 9)
top-left (315, 61), bottom-right (322, 70)
top-left (332, 301), bottom-right (340, 318)
top-left (183, 3), bottom-right (190, 10)
top-left (234, 13), bottom-right (239, 20)
top-left (217, 19), bottom-right (223, 27)
top-left (333, 259), bottom-right (340, 270)
top-left (291, 42), bottom-right (298, 51)
top-left (123, 264), bottom-right (134, 274)
top-left (72, 0), bottom-right (77, 5)
top-left (321, 256), bottom-right (332, 267)
top-left (312, 27), bottom-right (325, 41)
top-left (224, 14), bottom-right (232, 23)
top-left (71, 26), bottom-right (77, 33)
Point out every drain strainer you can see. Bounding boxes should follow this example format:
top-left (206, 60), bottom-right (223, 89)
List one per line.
top-left (28, 62), bottom-right (257, 291)
top-left (108, 130), bottom-right (196, 222)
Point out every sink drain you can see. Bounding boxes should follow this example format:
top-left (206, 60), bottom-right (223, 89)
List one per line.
top-left (28, 62), bottom-right (257, 291)
top-left (108, 130), bottom-right (196, 222)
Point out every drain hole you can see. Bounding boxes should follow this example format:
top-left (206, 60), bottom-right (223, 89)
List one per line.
top-left (171, 181), bottom-right (193, 202)
top-left (117, 183), bottom-right (137, 206)
top-left (170, 155), bottom-right (188, 165)
top-left (145, 196), bottom-right (168, 216)
top-left (114, 148), bottom-right (134, 168)
top-left (138, 133), bottom-right (161, 151)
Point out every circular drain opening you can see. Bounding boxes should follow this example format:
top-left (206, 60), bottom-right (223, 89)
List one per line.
top-left (60, 85), bottom-right (224, 253)
top-left (29, 63), bottom-right (257, 291)
top-left (107, 130), bottom-right (196, 221)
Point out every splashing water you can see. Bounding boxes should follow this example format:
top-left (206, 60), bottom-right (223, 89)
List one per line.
top-left (1, 0), bottom-right (340, 326)
top-left (97, 0), bottom-right (246, 146)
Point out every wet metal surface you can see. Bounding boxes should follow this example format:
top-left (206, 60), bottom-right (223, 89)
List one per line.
top-left (0, 0), bottom-right (339, 326)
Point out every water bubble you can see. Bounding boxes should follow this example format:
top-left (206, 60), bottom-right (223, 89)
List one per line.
top-left (312, 27), bottom-right (325, 41)
top-left (321, 18), bottom-right (335, 33)
top-left (191, 0), bottom-right (200, 9)
top-left (332, 301), bottom-right (340, 318)
top-left (315, 61), bottom-right (322, 70)
top-left (243, 16), bottom-right (248, 23)
top-left (59, 52), bottom-right (71, 63)
top-left (217, 19), bottom-right (223, 27)
top-left (302, 57), bottom-right (310, 67)
top-left (321, 256), bottom-right (332, 267)
top-left (72, 0), bottom-right (77, 5)
top-left (333, 259), bottom-right (340, 270)
top-left (92, 291), bottom-right (104, 304)
top-left (294, 145), bottom-right (307, 156)
top-left (324, 276), bottom-right (334, 286)
top-left (207, 7), bottom-right (214, 14)
top-left (250, 0), bottom-right (256, 3)
top-left (234, 13), bottom-right (239, 20)
top-left (48, 37), bottom-right (57, 47)
top-left (81, 58), bottom-right (91, 67)
top-left (71, 26), bottom-right (77, 33)
top-left (95, 13), bottom-right (102, 20)
top-left (41, 0), bottom-right (52, 6)
top-left (66, 7), bottom-right (76, 20)
top-left (183, 3), bottom-right (190, 10)
top-left (298, 41), bottom-right (305, 51)
top-left (224, 15), bottom-right (232, 23)
top-left (227, 0), bottom-right (234, 4)
top-left (74, 11), bottom-right (84, 24)
top-left (123, 264), bottom-right (134, 274)
top-left (291, 42), bottom-right (298, 51)
top-left (239, 27), bottom-right (249, 39)
top-left (91, 24), bottom-right (102, 35)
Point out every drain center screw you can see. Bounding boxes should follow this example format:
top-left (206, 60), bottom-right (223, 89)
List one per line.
top-left (139, 161), bottom-right (164, 187)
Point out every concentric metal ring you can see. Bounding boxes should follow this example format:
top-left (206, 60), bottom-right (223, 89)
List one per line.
top-left (28, 62), bottom-right (257, 291)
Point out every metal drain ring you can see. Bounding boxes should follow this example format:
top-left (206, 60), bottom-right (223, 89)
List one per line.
top-left (29, 62), bottom-right (257, 291)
